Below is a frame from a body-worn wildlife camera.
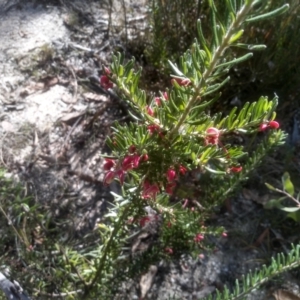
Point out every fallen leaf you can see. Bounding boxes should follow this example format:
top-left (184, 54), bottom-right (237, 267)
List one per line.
top-left (273, 289), bottom-right (300, 300)
top-left (139, 265), bottom-right (157, 299)
top-left (83, 93), bottom-right (108, 102)
top-left (58, 111), bottom-right (84, 125)
top-left (19, 82), bottom-right (45, 97)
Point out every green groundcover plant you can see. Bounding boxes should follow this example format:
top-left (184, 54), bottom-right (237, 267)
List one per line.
top-left (92, 0), bottom-right (289, 297)
top-left (2, 1), bottom-right (299, 300)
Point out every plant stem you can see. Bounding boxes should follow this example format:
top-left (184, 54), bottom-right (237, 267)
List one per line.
top-left (168, 1), bottom-right (255, 139)
top-left (84, 204), bottom-right (131, 297)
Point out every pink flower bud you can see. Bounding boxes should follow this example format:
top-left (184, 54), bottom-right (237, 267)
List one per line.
top-left (222, 232), bottom-right (228, 238)
top-left (194, 233), bottom-right (204, 243)
top-left (165, 247), bottom-right (173, 255)
top-left (163, 92), bottom-right (168, 100)
top-left (230, 166), bottom-right (242, 173)
top-left (155, 97), bottom-right (161, 106)
top-left (171, 78), bottom-right (191, 86)
top-left (206, 127), bottom-right (219, 136)
top-left (259, 123), bottom-right (268, 132)
top-left (269, 120), bottom-right (279, 129)
top-left (166, 168), bottom-right (177, 182)
top-left (146, 106), bottom-right (154, 116)
top-left (104, 67), bottom-right (111, 75)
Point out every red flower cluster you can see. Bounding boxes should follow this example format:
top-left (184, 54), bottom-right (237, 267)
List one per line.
top-left (165, 165), bottom-right (187, 195)
top-left (259, 120), bottom-right (280, 131)
top-left (103, 147), bottom-right (146, 185)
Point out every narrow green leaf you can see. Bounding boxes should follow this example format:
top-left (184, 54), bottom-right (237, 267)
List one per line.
top-left (204, 165), bottom-right (226, 175)
top-left (288, 211), bottom-right (300, 222)
top-left (226, 0), bottom-right (236, 14)
top-left (168, 61), bottom-right (184, 76)
top-left (229, 29), bottom-right (244, 44)
top-left (245, 4), bottom-right (289, 23)
top-left (282, 172), bottom-right (294, 196)
top-left (216, 53), bottom-right (253, 69)
top-left (281, 207), bottom-right (300, 213)
top-left (197, 20), bottom-right (212, 61)
top-left (265, 182), bottom-right (277, 191)
top-left (202, 76), bottom-right (230, 96)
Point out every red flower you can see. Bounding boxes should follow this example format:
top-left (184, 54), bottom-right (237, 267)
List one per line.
top-left (116, 169), bottom-right (125, 185)
top-left (141, 154), bottom-right (149, 161)
top-left (146, 106), bottom-right (154, 116)
top-left (230, 166), bottom-right (242, 173)
top-left (179, 165), bottom-right (187, 175)
top-left (103, 158), bottom-right (115, 170)
top-left (194, 233), bottom-right (204, 243)
top-left (171, 78), bottom-right (191, 87)
top-left (165, 182), bottom-right (176, 195)
top-left (269, 120), bottom-right (279, 129)
top-left (205, 127), bottom-right (220, 145)
top-left (142, 180), bottom-right (160, 199)
top-left (166, 168), bottom-right (177, 182)
top-left (100, 75), bottom-right (113, 90)
top-left (122, 154), bottom-right (140, 171)
top-left (163, 92), bottom-right (168, 100)
top-left (147, 124), bottom-right (161, 134)
top-left (104, 170), bottom-right (116, 185)
top-left (128, 145), bottom-right (136, 153)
